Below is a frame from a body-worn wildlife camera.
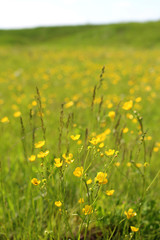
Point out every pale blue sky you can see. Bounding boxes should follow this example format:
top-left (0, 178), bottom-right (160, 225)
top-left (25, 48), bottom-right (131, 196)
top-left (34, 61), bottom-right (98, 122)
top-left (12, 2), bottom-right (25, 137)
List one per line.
top-left (0, 0), bottom-right (160, 29)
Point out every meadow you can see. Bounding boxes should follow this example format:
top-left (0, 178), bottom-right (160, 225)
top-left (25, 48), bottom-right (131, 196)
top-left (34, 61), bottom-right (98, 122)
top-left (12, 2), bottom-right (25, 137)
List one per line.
top-left (0, 22), bottom-right (160, 239)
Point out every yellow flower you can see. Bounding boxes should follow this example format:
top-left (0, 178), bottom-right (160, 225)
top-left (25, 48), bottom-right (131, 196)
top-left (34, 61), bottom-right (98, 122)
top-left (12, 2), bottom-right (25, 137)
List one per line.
top-left (54, 158), bottom-right (63, 167)
top-left (108, 111), bottom-right (115, 120)
top-left (144, 162), bottom-right (149, 167)
top-left (28, 155), bottom-right (36, 162)
top-left (34, 140), bottom-right (45, 148)
top-left (82, 205), bottom-right (93, 215)
top-left (62, 153), bottom-right (74, 164)
top-left (31, 178), bottom-right (41, 186)
top-left (77, 140), bottom-right (82, 145)
top-left (89, 137), bottom-right (100, 145)
top-left (136, 163), bottom-right (142, 168)
top-left (32, 101), bottom-right (37, 106)
top-left (37, 150), bottom-right (49, 158)
top-left (64, 101), bottom-right (74, 108)
top-left (106, 190), bottom-right (115, 196)
top-left (123, 127), bottom-right (129, 133)
top-left (73, 167), bottom-right (83, 177)
top-left (1, 116), bottom-right (9, 123)
top-left (70, 134), bottom-right (80, 140)
top-left (126, 113), bottom-right (133, 119)
top-left (78, 198), bottom-right (84, 203)
top-left (87, 179), bottom-right (92, 185)
top-left (146, 136), bottom-right (152, 140)
top-left (122, 100), bottom-right (133, 110)
top-left (95, 172), bottom-right (108, 184)
top-left (105, 149), bottom-right (115, 156)
top-left (114, 162), bottom-right (120, 167)
top-left (127, 162), bottom-right (131, 167)
top-left (13, 111), bottom-right (21, 117)
top-left (124, 208), bottom-right (137, 219)
top-left (153, 147), bottom-right (159, 152)
top-left (99, 142), bottom-right (104, 148)
top-left (130, 226), bottom-right (139, 232)
top-left (55, 201), bottom-right (62, 207)
top-left (135, 97), bottom-right (142, 103)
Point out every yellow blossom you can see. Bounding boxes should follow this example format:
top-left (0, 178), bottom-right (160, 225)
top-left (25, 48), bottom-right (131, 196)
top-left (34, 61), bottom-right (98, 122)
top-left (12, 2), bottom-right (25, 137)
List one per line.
top-left (124, 208), bottom-right (137, 219)
top-left (130, 226), bottom-right (139, 232)
top-left (153, 147), bottom-right (159, 152)
top-left (114, 162), bottom-right (120, 167)
top-left (54, 158), bottom-right (63, 167)
top-left (82, 205), bottom-right (93, 215)
top-left (126, 113), bottom-right (133, 119)
top-left (31, 178), bottom-right (41, 186)
top-left (77, 140), bottom-right (82, 145)
top-left (34, 140), bottom-right (45, 148)
top-left (135, 97), bottom-right (142, 103)
top-left (37, 150), bottom-right (49, 158)
top-left (62, 153), bottom-right (74, 164)
top-left (89, 137), bottom-right (100, 145)
top-left (64, 101), bottom-right (74, 108)
top-left (108, 111), bottom-right (115, 120)
top-left (99, 142), bottom-right (104, 148)
top-left (28, 155), bottom-right (36, 162)
top-left (122, 100), bottom-right (133, 110)
top-left (95, 172), bottom-right (108, 184)
top-left (13, 111), bottom-right (21, 117)
top-left (123, 127), bottom-right (129, 133)
top-left (55, 201), bottom-right (62, 207)
top-left (1, 116), bottom-right (9, 123)
top-left (73, 167), bottom-right (83, 177)
top-left (106, 190), bottom-right (115, 196)
top-left (78, 198), bottom-right (84, 203)
top-left (144, 162), bottom-right (149, 167)
top-left (87, 179), bottom-right (92, 185)
top-left (136, 163), bottom-right (142, 168)
top-left (127, 162), bottom-right (131, 167)
top-left (70, 134), bottom-right (80, 140)
top-left (105, 149), bottom-right (115, 156)
top-left (32, 101), bottom-right (37, 106)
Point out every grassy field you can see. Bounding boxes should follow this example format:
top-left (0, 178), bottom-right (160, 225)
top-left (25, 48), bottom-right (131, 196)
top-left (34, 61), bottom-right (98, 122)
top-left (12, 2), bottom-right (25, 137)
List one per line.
top-left (0, 22), bottom-right (160, 240)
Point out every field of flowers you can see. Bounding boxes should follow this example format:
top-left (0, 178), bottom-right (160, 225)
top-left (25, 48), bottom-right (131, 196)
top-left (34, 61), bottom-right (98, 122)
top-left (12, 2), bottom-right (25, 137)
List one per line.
top-left (0, 25), bottom-right (160, 239)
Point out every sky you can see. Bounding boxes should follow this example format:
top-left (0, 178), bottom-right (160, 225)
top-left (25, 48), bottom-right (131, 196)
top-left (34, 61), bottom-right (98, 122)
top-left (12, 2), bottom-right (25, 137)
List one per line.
top-left (0, 0), bottom-right (160, 29)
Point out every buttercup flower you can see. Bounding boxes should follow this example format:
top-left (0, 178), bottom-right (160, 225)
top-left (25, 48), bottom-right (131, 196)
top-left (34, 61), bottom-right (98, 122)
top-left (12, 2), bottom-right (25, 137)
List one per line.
top-left (122, 100), bottom-right (133, 110)
top-left (34, 140), bottom-right (45, 148)
top-left (73, 167), bottom-right (83, 177)
top-left (13, 111), bottom-right (21, 117)
top-left (70, 134), bottom-right (80, 140)
top-left (31, 178), bottom-right (41, 186)
top-left (82, 205), bottom-right (93, 215)
top-left (1, 116), bottom-right (9, 123)
top-left (105, 149), bottom-right (115, 156)
top-left (95, 172), bottom-right (108, 184)
top-left (108, 111), bottom-right (115, 120)
top-left (78, 198), bottom-right (84, 203)
top-left (37, 150), bottom-right (49, 158)
top-left (99, 142), bottom-right (104, 148)
top-left (54, 158), bottom-right (63, 167)
top-left (55, 201), bottom-right (62, 207)
top-left (89, 137), bottom-right (100, 145)
top-left (87, 179), bottom-right (92, 185)
top-left (28, 155), bottom-right (36, 162)
top-left (124, 208), bottom-right (137, 219)
top-left (106, 190), bottom-right (115, 196)
top-left (130, 226), bottom-right (139, 232)
top-left (62, 153), bottom-right (74, 164)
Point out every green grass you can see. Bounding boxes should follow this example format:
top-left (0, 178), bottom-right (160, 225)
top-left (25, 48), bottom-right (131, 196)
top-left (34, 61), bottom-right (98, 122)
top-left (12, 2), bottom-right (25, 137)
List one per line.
top-left (0, 22), bottom-right (160, 239)
top-left (1, 21), bottom-right (160, 48)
